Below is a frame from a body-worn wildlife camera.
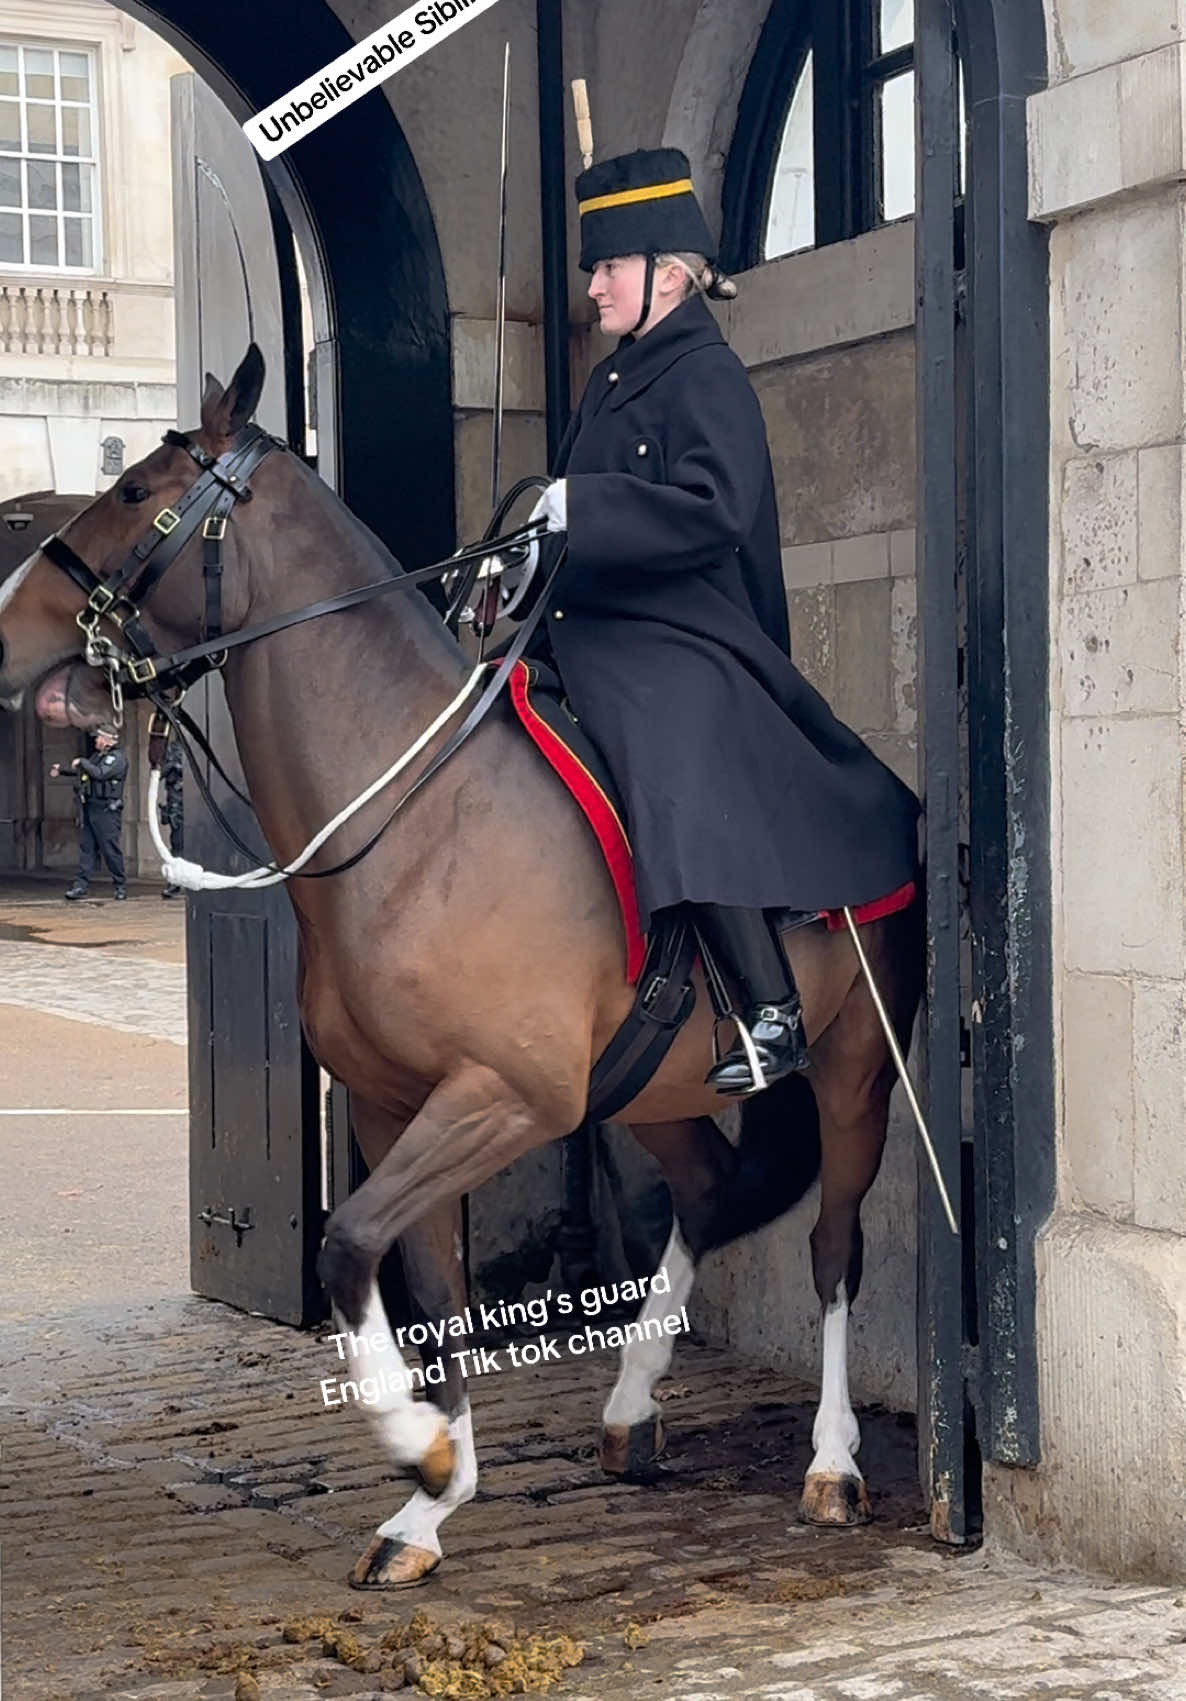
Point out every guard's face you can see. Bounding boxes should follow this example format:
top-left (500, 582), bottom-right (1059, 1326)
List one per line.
top-left (588, 256), bottom-right (647, 336)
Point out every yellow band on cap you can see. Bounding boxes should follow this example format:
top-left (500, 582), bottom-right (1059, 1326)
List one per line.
top-left (578, 178), bottom-right (694, 217)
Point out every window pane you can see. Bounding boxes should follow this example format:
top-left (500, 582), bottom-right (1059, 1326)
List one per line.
top-left (879, 70), bottom-right (915, 221)
top-left (61, 160), bottom-right (92, 213)
top-left (24, 47), bottom-right (54, 101)
top-left (0, 156), bottom-right (17, 206)
top-left (63, 215), bottom-right (92, 267)
top-left (59, 51), bottom-right (89, 102)
top-left (27, 103), bottom-right (56, 154)
top-left (29, 211), bottom-right (58, 266)
top-left (61, 105), bottom-right (91, 157)
top-left (0, 100), bottom-right (19, 149)
top-left (0, 47), bottom-right (17, 97)
top-left (880, 0), bottom-right (913, 53)
top-left (765, 51), bottom-right (815, 259)
top-left (27, 158), bottom-right (56, 210)
top-left (0, 209), bottom-right (22, 261)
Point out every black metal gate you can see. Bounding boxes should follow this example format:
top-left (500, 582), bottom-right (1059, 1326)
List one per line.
top-left (915, 0), bottom-right (1053, 1543)
top-left (172, 74), bottom-right (324, 1325)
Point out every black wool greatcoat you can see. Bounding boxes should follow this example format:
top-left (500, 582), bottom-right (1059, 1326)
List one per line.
top-left (530, 292), bottom-right (920, 933)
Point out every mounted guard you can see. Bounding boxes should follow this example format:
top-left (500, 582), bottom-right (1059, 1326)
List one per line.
top-left (516, 144), bottom-right (921, 1095)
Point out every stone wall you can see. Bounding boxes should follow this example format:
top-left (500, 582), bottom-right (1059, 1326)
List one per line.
top-left (981, 0), bottom-right (1186, 1580)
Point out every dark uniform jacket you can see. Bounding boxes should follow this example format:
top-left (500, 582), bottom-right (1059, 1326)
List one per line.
top-left (77, 747), bottom-right (128, 808)
top-left (530, 291), bottom-right (920, 932)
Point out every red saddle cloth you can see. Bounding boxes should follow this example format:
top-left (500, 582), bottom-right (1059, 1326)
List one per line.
top-left (506, 660), bottom-right (915, 984)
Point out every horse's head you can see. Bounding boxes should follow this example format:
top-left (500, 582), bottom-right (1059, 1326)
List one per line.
top-left (0, 345), bottom-right (265, 730)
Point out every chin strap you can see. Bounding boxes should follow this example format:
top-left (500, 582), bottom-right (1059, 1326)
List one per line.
top-left (630, 254), bottom-right (657, 335)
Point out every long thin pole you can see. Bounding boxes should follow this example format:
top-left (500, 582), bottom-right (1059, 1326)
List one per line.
top-left (490, 42), bottom-right (511, 510)
top-left (843, 906), bottom-right (959, 1236)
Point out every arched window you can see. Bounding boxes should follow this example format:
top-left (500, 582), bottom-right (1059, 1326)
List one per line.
top-left (722, 0), bottom-right (957, 270)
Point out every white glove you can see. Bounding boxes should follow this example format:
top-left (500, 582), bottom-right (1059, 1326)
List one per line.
top-left (529, 479), bottom-right (567, 534)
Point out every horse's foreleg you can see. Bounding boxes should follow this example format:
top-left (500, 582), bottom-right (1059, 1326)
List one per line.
top-left (319, 1067), bottom-right (575, 1570)
top-left (600, 1116), bottom-right (735, 1476)
top-left (350, 1200), bottom-right (478, 1589)
top-left (800, 969), bottom-right (902, 1527)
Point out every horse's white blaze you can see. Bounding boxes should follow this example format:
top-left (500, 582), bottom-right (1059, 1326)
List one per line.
top-left (336, 1286), bottom-right (447, 1465)
top-left (603, 1224), bottom-right (695, 1428)
top-left (806, 1281), bottom-right (862, 1478)
top-left (376, 1403), bottom-right (478, 1559)
top-left (0, 555), bottom-right (35, 615)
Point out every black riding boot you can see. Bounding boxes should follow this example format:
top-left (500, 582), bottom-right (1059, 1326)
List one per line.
top-left (694, 904), bottom-right (811, 1096)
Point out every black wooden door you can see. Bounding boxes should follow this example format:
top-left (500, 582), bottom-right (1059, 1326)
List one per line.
top-left (173, 73), bottom-right (322, 1325)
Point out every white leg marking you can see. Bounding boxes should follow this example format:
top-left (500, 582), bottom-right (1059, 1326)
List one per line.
top-left (603, 1225), bottom-right (695, 1428)
top-left (375, 1404), bottom-right (478, 1559)
top-left (336, 1285), bottom-right (447, 1466)
top-left (0, 555), bottom-right (35, 615)
top-left (806, 1281), bottom-right (862, 1479)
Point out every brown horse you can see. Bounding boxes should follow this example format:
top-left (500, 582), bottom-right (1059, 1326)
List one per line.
top-left (0, 348), bottom-right (923, 1588)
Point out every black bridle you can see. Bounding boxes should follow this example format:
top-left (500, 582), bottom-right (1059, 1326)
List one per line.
top-left (36, 424), bottom-right (559, 879)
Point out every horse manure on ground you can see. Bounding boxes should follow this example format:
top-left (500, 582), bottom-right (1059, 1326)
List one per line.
top-left (277, 1606), bottom-right (585, 1697)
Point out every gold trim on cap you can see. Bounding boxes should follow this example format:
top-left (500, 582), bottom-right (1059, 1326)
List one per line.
top-left (578, 178), bottom-right (694, 216)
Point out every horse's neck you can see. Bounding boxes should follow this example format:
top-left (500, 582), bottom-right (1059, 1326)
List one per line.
top-left (221, 459), bottom-right (466, 871)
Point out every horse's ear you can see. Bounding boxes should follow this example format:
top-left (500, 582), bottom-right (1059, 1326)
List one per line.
top-left (225, 343), bottom-right (265, 433)
top-left (199, 345), bottom-right (265, 441)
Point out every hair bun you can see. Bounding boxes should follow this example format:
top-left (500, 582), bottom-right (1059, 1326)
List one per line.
top-left (705, 265), bottom-right (738, 301)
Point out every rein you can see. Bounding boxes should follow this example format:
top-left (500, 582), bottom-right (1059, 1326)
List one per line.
top-left (39, 426), bottom-right (556, 882)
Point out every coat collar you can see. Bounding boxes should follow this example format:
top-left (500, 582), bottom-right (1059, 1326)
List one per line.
top-left (596, 293), bottom-right (725, 411)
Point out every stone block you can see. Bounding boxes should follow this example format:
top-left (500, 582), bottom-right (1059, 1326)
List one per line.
top-left (889, 527), bottom-right (916, 577)
top-left (1044, 0), bottom-right (1186, 81)
top-left (1061, 972), bottom-right (1134, 1219)
top-left (1055, 194), bottom-right (1186, 452)
top-left (453, 411), bottom-right (546, 545)
top-left (833, 580), bottom-right (892, 735)
top-left (1138, 444), bottom-right (1186, 579)
top-left (1061, 715), bottom-right (1185, 976)
top-left (727, 221), bottom-right (915, 367)
top-left (755, 332), bottom-right (915, 544)
top-left (1060, 579), bottom-right (1180, 717)
top-left (833, 532), bottom-right (890, 584)
top-left (1061, 453), bottom-right (1139, 592)
top-left (452, 317), bottom-right (545, 413)
top-left (1031, 1209), bottom-right (1186, 1579)
top-left (1133, 979), bottom-right (1186, 1232)
top-left (781, 540), bottom-right (832, 590)
top-left (1028, 60), bottom-right (1123, 221)
top-left (890, 576), bottom-right (918, 736)
top-left (787, 586), bottom-right (835, 697)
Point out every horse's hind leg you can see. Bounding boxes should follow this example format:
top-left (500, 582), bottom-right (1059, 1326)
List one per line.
top-left (349, 1198), bottom-right (478, 1589)
top-left (799, 953), bottom-right (906, 1527)
top-left (600, 1117), bottom-right (735, 1476)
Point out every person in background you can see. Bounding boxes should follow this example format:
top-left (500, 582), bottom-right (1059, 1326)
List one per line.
top-left (50, 722), bottom-right (128, 902)
top-left (159, 734), bottom-right (184, 899)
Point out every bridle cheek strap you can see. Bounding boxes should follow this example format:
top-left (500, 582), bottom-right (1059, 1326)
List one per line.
top-left (40, 425), bottom-right (278, 694)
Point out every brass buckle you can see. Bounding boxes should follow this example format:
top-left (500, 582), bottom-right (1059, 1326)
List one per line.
top-left (203, 514), bottom-right (227, 540)
top-left (87, 583), bottom-right (115, 616)
top-left (126, 656), bottom-right (158, 685)
top-left (105, 597), bottom-right (138, 630)
top-left (153, 507), bottom-right (181, 535)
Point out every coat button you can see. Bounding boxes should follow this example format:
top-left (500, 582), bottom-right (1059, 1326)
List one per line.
top-left (636, 443), bottom-right (649, 457)
top-left (608, 371), bottom-right (619, 384)
top-left (552, 608), bottom-right (565, 620)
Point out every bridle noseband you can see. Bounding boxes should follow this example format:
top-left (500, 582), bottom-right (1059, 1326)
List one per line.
top-left (40, 424), bottom-right (282, 714)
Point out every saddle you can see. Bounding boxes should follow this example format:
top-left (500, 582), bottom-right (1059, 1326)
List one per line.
top-left (504, 660), bottom-right (916, 1122)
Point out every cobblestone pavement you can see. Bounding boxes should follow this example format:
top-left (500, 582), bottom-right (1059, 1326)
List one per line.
top-left (3, 881), bottom-right (1186, 1700)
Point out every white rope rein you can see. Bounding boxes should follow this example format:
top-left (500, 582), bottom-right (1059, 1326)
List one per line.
top-left (148, 664), bottom-right (486, 891)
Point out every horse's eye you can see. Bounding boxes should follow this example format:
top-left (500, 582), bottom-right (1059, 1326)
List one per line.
top-left (120, 483), bottom-right (150, 505)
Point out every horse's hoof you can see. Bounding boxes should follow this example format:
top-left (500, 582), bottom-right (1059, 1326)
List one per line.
top-left (349, 1535), bottom-right (441, 1589)
top-left (417, 1425), bottom-right (456, 1497)
top-left (799, 1471), bottom-right (872, 1526)
top-left (600, 1415), bottom-right (666, 1478)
